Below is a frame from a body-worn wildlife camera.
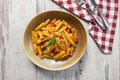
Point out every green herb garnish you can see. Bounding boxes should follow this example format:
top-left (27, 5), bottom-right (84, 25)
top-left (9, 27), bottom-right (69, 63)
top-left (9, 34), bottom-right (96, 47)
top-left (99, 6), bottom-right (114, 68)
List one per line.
top-left (49, 37), bottom-right (56, 45)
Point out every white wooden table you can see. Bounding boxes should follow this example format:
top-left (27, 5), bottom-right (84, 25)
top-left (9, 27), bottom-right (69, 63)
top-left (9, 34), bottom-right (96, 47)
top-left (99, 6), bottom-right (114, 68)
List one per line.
top-left (0, 0), bottom-right (119, 80)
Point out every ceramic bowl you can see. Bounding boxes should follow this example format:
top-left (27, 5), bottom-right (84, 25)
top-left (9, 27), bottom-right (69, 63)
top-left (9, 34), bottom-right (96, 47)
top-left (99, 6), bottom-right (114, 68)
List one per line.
top-left (23, 10), bottom-right (87, 70)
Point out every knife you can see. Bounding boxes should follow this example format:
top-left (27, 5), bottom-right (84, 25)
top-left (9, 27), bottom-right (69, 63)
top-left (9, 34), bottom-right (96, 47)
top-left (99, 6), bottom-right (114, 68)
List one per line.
top-left (90, 0), bottom-right (109, 29)
top-left (75, 0), bottom-right (106, 30)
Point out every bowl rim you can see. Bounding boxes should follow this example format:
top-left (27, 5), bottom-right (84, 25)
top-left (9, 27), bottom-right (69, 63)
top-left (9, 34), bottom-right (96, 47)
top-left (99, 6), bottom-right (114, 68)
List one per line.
top-left (23, 10), bottom-right (87, 71)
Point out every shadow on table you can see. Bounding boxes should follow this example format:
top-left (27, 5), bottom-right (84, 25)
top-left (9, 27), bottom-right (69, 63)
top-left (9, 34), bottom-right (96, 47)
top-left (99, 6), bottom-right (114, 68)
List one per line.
top-left (33, 50), bottom-right (88, 80)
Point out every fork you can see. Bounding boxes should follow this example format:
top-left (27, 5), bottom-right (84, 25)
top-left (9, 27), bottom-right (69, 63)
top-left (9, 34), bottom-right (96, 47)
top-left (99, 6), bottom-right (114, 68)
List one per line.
top-left (75, 0), bottom-right (106, 30)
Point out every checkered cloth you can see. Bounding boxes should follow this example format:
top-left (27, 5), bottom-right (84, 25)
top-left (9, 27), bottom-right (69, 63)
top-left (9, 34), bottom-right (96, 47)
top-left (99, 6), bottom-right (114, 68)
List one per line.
top-left (52, 0), bottom-right (118, 54)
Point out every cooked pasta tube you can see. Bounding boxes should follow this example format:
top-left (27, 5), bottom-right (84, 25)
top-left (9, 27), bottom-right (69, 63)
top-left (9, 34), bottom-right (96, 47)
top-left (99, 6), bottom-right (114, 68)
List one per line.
top-left (51, 18), bottom-right (57, 23)
top-left (37, 31), bottom-right (44, 39)
top-left (53, 50), bottom-right (65, 60)
top-left (34, 32), bottom-right (39, 43)
top-left (49, 18), bottom-right (57, 27)
top-left (62, 20), bottom-right (71, 29)
top-left (31, 31), bottom-right (36, 43)
top-left (35, 23), bottom-right (45, 31)
top-left (48, 53), bottom-right (54, 57)
top-left (43, 47), bottom-right (51, 55)
top-left (33, 43), bottom-right (38, 55)
top-left (55, 19), bottom-right (61, 25)
top-left (64, 31), bottom-right (75, 45)
top-left (71, 28), bottom-right (78, 42)
top-left (70, 46), bottom-right (75, 56)
top-left (44, 19), bottom-right (50, 26)
top-left (42, 31), bottom-right (49, 37)
top-left (64, 47), bottom-right (71, 59)
top-left (35, 19), bottom-right (50, 31)
top-left (58, 47), bottom-right (71, 60)
top-left (40, 42), bottom-right (48, 49)
top-left (62, 34), bottom-right (69, 48)
top-left (37, 46), bottom-right (43, 58)
top-left (58, 26), bottom-right (67, 33)
top-left (31, 19), bottom-right (78, 60)
top-left (39, 37), bottom-right (49, 44)
top-left (43, 54), bottom-right (53, 59)
top-left (56, 22), bottom-right (63, 30)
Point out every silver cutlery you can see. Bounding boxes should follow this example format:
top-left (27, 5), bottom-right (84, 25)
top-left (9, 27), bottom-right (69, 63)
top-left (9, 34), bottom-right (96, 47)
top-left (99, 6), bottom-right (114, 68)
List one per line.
top-left (75, 0), bottom-right (108, 30)
top-left (90, 0), bottom-right (108, 29)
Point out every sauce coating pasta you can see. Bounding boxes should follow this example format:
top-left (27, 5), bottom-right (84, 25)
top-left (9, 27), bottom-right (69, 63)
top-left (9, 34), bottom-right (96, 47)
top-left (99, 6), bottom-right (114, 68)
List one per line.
top-left (31, 19), bottom-right (78, 60)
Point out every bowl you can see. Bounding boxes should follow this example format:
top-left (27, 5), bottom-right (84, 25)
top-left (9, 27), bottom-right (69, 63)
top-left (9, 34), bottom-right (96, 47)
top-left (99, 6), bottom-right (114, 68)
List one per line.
top-left (23, 10), bottom-right (87, 71)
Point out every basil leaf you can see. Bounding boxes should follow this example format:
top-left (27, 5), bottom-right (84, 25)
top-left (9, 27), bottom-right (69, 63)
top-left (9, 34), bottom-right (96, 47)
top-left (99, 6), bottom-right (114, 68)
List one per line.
top-left (49, 37), bottom-right (56, 45)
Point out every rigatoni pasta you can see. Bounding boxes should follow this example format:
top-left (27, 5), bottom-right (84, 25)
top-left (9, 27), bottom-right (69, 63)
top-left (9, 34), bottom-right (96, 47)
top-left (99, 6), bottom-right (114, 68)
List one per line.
top-left (31, 18), bottom-right (78, 60)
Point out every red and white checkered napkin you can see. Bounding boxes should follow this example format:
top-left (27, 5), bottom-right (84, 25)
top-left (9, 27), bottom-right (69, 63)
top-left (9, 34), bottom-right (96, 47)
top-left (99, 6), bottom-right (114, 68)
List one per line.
top-left (52, 0), bottom-right (118, 54)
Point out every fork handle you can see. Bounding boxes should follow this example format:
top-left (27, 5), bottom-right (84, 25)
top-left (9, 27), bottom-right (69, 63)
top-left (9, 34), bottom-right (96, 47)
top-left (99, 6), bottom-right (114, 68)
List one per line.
top-left (96, 7), bottom-right (108, 29)
top-left (87, 9), bottom-right (106, 29)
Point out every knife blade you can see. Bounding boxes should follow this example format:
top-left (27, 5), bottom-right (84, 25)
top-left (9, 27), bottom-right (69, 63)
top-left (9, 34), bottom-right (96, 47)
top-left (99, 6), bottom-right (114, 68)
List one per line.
top-left (90, 0), bottom-right (109, 29)
top-left (90, 0), bottom-right (97, 6)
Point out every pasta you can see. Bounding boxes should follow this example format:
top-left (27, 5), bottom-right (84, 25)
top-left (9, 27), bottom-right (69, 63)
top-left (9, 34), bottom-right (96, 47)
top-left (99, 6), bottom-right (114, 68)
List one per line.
top-left (31, 18), bottom-right (78, 60)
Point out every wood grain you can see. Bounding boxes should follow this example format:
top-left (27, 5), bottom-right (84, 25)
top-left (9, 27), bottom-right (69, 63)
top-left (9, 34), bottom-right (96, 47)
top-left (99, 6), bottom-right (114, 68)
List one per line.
top-left (0, 0), bottom-right (9, 80)
top-left (0, 0), bottom-right (119, 80)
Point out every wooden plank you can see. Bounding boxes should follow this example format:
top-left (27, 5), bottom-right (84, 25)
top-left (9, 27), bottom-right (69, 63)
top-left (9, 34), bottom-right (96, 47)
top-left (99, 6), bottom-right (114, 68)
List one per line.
top-left (76, 18), bottom-right (120, 80)
top-left (107, 15), bottom-right (119, 80)
top-left (0, 0), bottom-right (10, 80)
top-left (35, 1), bottom-right (61, 80)
top-left (35, 0), bottom-right (120, 80)
top-left (36, 0), bottom-right (62, 13)
top-left (35, 1), bottom-right (69, 80)
top-left (52, 70), bottom-right (67, 80)
top-left (35, 67), bottom-right (53, 80)
top-left (4, 0), bottom-right (37, 80)
top-left (0, 0), bottom-right (119, 80)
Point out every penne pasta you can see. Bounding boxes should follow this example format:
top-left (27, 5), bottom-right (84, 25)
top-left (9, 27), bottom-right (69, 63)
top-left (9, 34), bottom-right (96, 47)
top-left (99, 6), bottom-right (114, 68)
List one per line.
top-left (37, 31), bottom-right (43, 39)
top-left (33, 43), bottom-right (38, 55)
top-left (35, 19), bottom-right (50, 31)
top-left (40, 42), bottom-right (48, 49)
top-left (35, 23), bottom-right (45, 31)
top-left (43, 46), bottom-right (51, 55)
top-left (44, 19), bottom-right (50, 26)
top-left (55, 19), bottom-right (61, 25)
top-left (58, 26), bottom-right (67, 33)
top-left (56, 22), bottom-right (63, 30)
top-left (31, 19), bottom-right (78, 60)
top-left (42, 31), bottom-right (49, 37)
top-left (69, 46), bottom-right (75, 56)
top-left (58, 47), bottom-right (71, 60)
top-left (53, 50), bottom-right (65, 60)
top-left (51, 18), bottom-right (57, 23)
top-left (48, 53), bottom-right (55, 57)
top-left (34, 32), bottom-right (39, 43)
top-left (43, 54), bottom-right (53, 59)
top-left (62, 34), bottom-right (69, 48)
top-left (71, 28), bottom-right (78, 42)
top-left (62, 20), bottom-right (71, 29)
top-left (64, 31), bottom-right (75, 45)
top-left (31, 31), bottom-right (36, 43)
top-left (64, 47), bottom-right (71, 59)
top-left (37, 46), bottom-right (43, 58)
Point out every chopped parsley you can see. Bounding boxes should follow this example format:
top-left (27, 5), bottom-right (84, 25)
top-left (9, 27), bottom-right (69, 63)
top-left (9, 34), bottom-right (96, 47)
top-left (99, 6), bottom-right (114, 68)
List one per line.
top-left (49, 37), bottom-right (56, 45)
